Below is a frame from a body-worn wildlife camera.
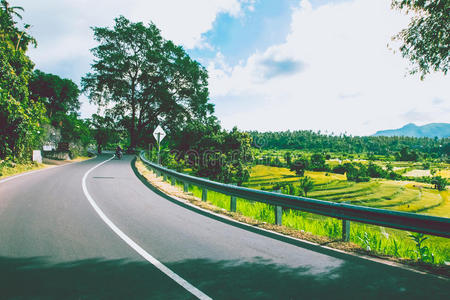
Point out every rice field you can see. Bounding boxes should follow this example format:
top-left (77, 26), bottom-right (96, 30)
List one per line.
top-left (152, 160), bottom-right (450, 265)
top-left (203, 165), bottom-right (449, 264)
top-left (243, 165), bottom-right (449, 217)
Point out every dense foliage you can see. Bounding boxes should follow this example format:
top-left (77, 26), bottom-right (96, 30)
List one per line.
top-left (431, 176), bottom-right (447, 191)
top-left (250, 130), bottom-right (449, 159)
top-left (29, 69), bottom-right (80, 121)
top-left (89, 113), bottom-right (121, 154)
top-left (166, 121), bottom-right (253, 185)
top-left (392, 0), bottom-right (449, 78)
top-left (0, 1), bottom-right (46, 161)
top-left (28, 69), bottom-right (92, 156)
top-left (82, 16), bottom-right (214, 149)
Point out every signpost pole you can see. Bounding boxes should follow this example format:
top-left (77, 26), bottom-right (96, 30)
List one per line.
top-left (153, 125), bottom-right (166, 166)
top-left (157, 132), bottom-right (161, 165)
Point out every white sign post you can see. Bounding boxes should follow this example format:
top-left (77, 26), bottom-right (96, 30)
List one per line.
top-left (32, 150), bottom-right (42, 163)
top-left (153, 125), bottom-right (166, 165)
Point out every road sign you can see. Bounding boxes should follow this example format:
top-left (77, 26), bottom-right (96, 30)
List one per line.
top-left (153, 125), bottom-right (166, 143)
top-left (153, 125), bottom-right (166, 165)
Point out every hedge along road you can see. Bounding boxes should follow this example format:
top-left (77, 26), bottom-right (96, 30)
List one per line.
top-left (0, 154), bottom-right (448, 299)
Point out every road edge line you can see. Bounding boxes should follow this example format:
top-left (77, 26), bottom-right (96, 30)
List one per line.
top-left (82, 155), bottom-right (212, 300)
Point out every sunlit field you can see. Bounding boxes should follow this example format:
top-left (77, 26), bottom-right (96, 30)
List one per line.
top-left (165, 161), bottom-right (449, 265)
top-left (244, 165), bottom-right (448, 217)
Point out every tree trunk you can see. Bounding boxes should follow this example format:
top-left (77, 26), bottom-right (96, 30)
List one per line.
top-left (130, 104), bottom-right (136, 148)
top-left (130, 82), bottom-right (137, 148)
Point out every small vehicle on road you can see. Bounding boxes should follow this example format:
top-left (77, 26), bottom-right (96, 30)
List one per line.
top-left (115, 146), bottom-right (123, 159)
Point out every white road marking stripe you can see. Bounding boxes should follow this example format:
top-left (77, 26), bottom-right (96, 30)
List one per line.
top-left (82, 156), bottom-right (212, 300)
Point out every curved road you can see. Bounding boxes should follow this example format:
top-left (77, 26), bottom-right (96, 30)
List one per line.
top-left (0, 155), bottom-right (448, 299)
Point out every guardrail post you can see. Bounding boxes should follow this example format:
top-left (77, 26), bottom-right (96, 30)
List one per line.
top-left (342, 219), bottom-right (350, 242)
top-left (275, 205), bottom-right (282, 225)
top-left (163, 174), bottom-right (167, 182)
top-left (229, 183), bottom-right (237, 212)
top-left (230, 196), bottom-right (237, 212)
top-left (170, 177), bottom-right (176, 186)
top-left (183, 182), bottom-right (189, 193)
top-left (202, 188), bottom-right (207, 202)
top-left (138, 152), bottom-right (450, 240)
top-left (274, 190), bottom-right (282, 225)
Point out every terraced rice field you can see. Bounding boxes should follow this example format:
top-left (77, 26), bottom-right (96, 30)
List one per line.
top-left (148, 160), bottom-right (449, 264)
top-left (243, 165), bottom-right (449, 218)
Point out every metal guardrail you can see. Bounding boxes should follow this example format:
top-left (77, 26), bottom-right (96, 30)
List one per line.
top-left (140, 151), bottom-right (450, 240)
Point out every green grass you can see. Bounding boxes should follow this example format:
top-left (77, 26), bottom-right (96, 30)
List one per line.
top-left (0, 161), bottom-right (46, 179)
top-left (184, 180), bottom-right (450, 264)
top-left (148, 161), bottom-right (450, 265)
top-left (240, 165), bottom-right (450, 263)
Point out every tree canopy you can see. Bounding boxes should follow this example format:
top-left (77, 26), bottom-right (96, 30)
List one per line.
top-left (249, 130), bottom-right (449, 159)
top-left (82, 16), bottom-right (214, 148)
top-left (392, 0), bottom-right (449, 78)
top-left (29, 69), bottom-right (80, 120)
top-left (169, 121), bottom-right (253, 185)
top-left (0, 0), bottom-right (46, 161)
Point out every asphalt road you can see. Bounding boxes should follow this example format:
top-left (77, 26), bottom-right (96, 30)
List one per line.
top-left (0, 154), bottom-right (448, 299)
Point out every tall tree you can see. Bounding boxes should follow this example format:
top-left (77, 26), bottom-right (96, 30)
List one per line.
top-left (90, 113), bottom-right (118, 154)
top-left (392, 0), bottom-right (449, 78)
top-left (0, 0), bottom-right (46, 160)
top-left (82, 16), bottom-right (213, 148)
top-left (29, 70), bottom-right (80, 120)
top-left (290, 157), bottom-right (309, 176)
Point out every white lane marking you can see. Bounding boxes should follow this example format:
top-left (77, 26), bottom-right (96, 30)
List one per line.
top-left (82, 156), bottom-right (211, 300)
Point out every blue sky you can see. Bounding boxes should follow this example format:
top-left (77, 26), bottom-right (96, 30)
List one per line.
top-left (189, 0), bottom-right (296, 66)
top-left (17, 0), bottom-right (449, 135)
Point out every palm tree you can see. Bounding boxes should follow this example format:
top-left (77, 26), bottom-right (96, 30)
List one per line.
top-left (299, 176), bottom-right (314, 197)
top-left (0, 1), bottom-right (33, 51)
top-left (1, 1), bottom-right (24, 19)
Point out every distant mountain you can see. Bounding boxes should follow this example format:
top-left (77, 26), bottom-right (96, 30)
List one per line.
top-left (373, 123), bottom-right (450, 138)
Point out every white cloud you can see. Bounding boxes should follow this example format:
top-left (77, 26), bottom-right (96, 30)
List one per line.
top-left (16, 0), bottom-right (247, 118)
top-left (208, 0), bottom-right (450, 135)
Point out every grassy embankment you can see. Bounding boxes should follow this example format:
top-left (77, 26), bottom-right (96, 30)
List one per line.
top-left (0, 156), bottom-right (93, 180)
top-left (0, 161), bottom-right (47, 180)
top-left (172, 164), bottom-right (449, 265)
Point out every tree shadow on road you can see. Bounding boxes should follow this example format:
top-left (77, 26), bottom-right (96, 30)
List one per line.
top-left (171, 256), bottom-right (449, 300)
top-left (1, 256), bottom-right (448, 300)
top-left (0, 257), bottom-right (191, 300)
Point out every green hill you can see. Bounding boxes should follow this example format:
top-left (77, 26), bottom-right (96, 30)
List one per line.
top-left (373, 123), bottom-right (450, 138)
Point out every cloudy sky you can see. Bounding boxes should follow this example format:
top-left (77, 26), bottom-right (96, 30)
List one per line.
top-left (17, 0), bottom-right (449, 135)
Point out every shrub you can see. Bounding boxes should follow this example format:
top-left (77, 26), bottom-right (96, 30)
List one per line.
top-left (431, 176), bottom-right (447, 191)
